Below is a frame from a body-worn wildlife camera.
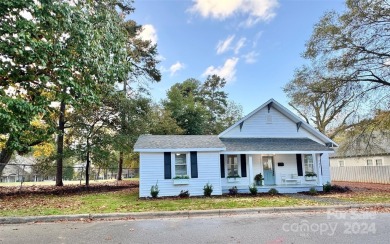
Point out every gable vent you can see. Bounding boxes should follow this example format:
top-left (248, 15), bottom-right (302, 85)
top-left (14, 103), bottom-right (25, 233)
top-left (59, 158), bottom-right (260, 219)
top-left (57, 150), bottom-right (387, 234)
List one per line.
top-left (266, 114), bottom-right (272, 124)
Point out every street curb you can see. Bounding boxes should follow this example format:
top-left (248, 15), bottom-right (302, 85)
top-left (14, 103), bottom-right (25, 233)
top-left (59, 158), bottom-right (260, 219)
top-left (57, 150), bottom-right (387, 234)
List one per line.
top-left (1, 204), bottom-right (389, 225)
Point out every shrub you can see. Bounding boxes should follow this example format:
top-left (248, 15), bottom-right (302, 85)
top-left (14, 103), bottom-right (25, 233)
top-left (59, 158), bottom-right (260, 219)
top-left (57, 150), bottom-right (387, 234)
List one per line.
top-left (203, 183), bottom-right (213, 197)
top-left (249, 183), bottom-right (258, 195)
top-left (331, 184), bottom-right (351, 193)
top-left (323, 182), bottom-right (331, 193)
top-left (150, 182), bottom-right (159, 198)
top-left (178, 190), bottom-right (190, 198)
top-left (268, 188), bottom-right (279, 195)
top-left (308, 187), bottom-right (317, 195)
top-left (254, 173), bottom-right (264, 181)
top-left (229, 186), bottom-right (238, 195)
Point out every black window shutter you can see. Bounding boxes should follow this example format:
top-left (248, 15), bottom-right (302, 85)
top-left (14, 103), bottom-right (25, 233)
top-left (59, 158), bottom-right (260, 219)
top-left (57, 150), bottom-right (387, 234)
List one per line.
top-left (296, 154), bottom-right (303, 176)
top-left (190, 151), bottom-right (198, 178)
top-left (220, 154), bottom-right (225, 178)
top-left (164, 152), bottom-right (171, 179)
top-left (240, 154), bottom-right (247, 177)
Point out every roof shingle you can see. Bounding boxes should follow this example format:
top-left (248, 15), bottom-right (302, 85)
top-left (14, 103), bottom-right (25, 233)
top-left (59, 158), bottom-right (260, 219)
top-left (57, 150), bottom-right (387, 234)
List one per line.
top-left (220, 138), bottom-right (333, 152)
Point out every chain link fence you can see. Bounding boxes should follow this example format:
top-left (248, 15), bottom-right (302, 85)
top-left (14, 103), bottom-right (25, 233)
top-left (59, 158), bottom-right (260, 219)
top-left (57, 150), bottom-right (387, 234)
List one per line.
top-left (0, 163), bottom-right (139, 183)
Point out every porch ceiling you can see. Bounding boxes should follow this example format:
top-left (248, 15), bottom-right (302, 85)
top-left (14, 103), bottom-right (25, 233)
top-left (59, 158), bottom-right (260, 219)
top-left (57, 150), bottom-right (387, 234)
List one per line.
top-left (220, 138), bottom-right (333, 152)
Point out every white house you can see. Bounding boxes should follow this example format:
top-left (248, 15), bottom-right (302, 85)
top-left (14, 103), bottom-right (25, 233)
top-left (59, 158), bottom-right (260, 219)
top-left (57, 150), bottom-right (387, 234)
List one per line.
top-left (134, 99), bottom-right (337, 197)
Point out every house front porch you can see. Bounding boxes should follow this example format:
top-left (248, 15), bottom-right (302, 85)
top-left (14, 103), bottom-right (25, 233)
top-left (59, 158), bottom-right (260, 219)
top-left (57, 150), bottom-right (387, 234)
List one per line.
top-left (220, 152), bottom-right (325, 189)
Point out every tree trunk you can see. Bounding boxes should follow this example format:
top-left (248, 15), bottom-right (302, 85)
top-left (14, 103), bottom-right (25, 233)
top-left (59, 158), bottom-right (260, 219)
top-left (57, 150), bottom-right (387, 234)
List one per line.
top-left (0, 148), bottom-right (13, 174)
top-left (86, 146), bottom-right (90, 186)
top-left (117, 151), bottom-right (123, 180)
top-left (56, 99), bottom-right (66, 186)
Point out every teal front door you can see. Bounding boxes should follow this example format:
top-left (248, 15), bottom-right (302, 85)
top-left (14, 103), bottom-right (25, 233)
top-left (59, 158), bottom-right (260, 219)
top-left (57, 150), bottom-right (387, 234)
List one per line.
top-left (263, 156), bottom-right (275, 185)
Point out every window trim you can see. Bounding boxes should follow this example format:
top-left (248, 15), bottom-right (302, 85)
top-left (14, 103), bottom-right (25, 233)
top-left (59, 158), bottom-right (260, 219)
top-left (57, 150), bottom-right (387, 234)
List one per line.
top-left (375, 158), bottom-right (383, 166)
top-left (366, 159), bottom-right (373, 166)
top-left (303, 154), bottom-right (314, 174)
top-left (172, 152), bottom-right (190, 177)
top-left (226, 155), bottom-right (240, 177)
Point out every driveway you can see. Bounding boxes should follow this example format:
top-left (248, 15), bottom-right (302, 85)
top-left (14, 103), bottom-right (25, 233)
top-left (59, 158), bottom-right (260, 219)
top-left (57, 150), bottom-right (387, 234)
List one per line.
top-left (1, 211), bottom-right (388, 243)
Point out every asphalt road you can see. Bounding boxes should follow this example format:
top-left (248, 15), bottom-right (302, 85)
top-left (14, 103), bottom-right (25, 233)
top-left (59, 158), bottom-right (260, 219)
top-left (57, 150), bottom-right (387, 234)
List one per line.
top-left (1, 211), bottom-right (389, 244)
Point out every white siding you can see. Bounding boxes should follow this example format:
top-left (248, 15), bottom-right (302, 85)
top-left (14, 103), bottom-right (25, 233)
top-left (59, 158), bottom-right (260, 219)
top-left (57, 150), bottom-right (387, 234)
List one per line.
top-left (221, 106), bottom-right (324, 144)
top-left (139, 152), bottom-right (222, 197)
top-left (274, 154), bottom-right (300, 185)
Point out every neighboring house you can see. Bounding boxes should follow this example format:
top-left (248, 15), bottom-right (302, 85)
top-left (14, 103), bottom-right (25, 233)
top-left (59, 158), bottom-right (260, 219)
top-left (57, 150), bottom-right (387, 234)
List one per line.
top-left (134, 99), bottom-right (337, 197)
top-left (0, 164), bottom-right (29, 183)
top-left (330, 137), bottom-right (390, 167)
top-left (329, 135), bottom-right (390, 183)
top-left (330, 153), bottom-right (389, 167)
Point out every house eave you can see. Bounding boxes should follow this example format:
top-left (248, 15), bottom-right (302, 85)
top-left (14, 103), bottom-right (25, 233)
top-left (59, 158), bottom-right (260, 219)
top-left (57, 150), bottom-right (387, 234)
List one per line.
top-left (134, 148), bottom-right (226, 153)
top-left (222, 150), bottom-right (333, 154)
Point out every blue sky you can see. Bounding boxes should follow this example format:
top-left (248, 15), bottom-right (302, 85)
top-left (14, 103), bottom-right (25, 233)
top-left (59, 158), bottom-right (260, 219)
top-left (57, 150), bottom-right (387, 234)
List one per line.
top-left (131, 0), bottom-right (346, 115)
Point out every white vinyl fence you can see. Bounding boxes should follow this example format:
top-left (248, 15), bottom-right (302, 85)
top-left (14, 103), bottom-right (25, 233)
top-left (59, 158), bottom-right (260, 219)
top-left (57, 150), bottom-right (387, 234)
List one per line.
top-left (331, 166), bottom-right (390, 184)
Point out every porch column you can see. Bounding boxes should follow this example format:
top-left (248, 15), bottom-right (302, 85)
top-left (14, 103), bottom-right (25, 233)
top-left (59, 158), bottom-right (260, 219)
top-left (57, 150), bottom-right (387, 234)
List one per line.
top-left (248, 155), bottom-right (253, 184)
top-left (315, 154), bottom-right (322, 186)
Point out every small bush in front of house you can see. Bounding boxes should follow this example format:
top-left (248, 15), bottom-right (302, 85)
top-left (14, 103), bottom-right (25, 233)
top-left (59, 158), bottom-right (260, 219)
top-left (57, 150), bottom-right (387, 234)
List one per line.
top-left (150, 182), bottom-right (159, 198)
top-left (178, 190), bottom-right (190, 198)
top-left (249, 183), bottom-right (258, 195)
top-left (323, 182), bottom-right (331, 193)
top-left (203, 183), bottom-right (213, 197)
top-left (229, 186), bottom-right (238, 195)
top-left (268, 188), bottom-right (279, 195)
top-left (308, 187), bottom-right (317, 195)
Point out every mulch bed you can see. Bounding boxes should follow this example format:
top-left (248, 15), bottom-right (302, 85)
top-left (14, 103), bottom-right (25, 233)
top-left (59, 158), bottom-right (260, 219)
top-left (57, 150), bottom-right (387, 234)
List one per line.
top-left (0, 180), bottom-right (139, 197)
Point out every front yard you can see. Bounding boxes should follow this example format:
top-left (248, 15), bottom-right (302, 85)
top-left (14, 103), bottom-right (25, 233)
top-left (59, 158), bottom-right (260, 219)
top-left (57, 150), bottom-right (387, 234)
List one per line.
top-left (1, 180), bottom-right (389, 217)
top-left (0, 180), bottom-right (320, 217)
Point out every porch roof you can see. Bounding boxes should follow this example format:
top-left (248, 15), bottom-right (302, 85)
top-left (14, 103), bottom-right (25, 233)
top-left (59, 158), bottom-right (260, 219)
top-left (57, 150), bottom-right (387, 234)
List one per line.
top-left (220, 138), bottom-right (333, 153)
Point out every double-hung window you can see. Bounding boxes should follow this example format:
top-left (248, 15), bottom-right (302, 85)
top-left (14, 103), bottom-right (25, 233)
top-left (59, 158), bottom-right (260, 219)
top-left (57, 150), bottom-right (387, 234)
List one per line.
top-left (376, 159), bottom-right (383, 166)
top-left (175, 153), bottom-right (187, 177)
top-left (227, 155), bottom-right (238, 177)
top-left (339, 160), bottom-right (345, 167)
top-left (304, 154), bottom-right (314, 173)
top-left (367, 159), bottom-right (373, 166)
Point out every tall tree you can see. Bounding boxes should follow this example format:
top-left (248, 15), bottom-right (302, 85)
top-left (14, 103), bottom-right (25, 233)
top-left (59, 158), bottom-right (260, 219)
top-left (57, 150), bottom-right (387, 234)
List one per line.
top-left (163, 79), bottom-right (208, 135)
top-left (0, 1), bottom-right (131, 183)
top-left (200, 75), bottom-right (228, 134)
top-left (163, 77), bottom-right (242, 135)
top-left (284, 65), bottom-right (360, 139)
top-left (285, 0), bottom-right (390, 139)
top-left (116, 19), bottom-right (161, 181)
top-left (66, 86), bottom-right (119, 186)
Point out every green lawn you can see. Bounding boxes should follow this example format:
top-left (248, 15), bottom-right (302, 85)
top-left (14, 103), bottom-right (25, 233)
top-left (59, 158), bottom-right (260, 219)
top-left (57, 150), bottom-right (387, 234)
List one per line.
top-left (0, 189), bottom-right (322, 217)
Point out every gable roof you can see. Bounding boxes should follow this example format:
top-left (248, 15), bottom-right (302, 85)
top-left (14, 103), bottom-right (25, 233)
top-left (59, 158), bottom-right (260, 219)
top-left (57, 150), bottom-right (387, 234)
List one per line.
top-left (219, 98), bottom-right (338, 147)
top-left (134, 135), bottom-right (226, 152)
top-left (220, 138), bottom-right (333, 153)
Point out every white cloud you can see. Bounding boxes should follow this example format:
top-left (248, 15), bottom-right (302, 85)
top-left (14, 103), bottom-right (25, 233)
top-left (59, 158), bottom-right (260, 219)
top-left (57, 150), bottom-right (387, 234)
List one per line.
top-left (138, 24), bottom-right (158, 44)
top-left (242, 51), bottom-right (259, 64)
top-left (189, 0), bottom-right (279, 25)
top-left (216, 35), bottom-right (246, 55)
top-left (189, 0), bottom-right (242, 19)
top-left (203, 57), bottom-right (239, 83)
top-left (169, 62), bottom-right (185, 76)
top-left (234, 37), bottom-right (246, 54)
top-left (216, 35), bottom-right (235, 54)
